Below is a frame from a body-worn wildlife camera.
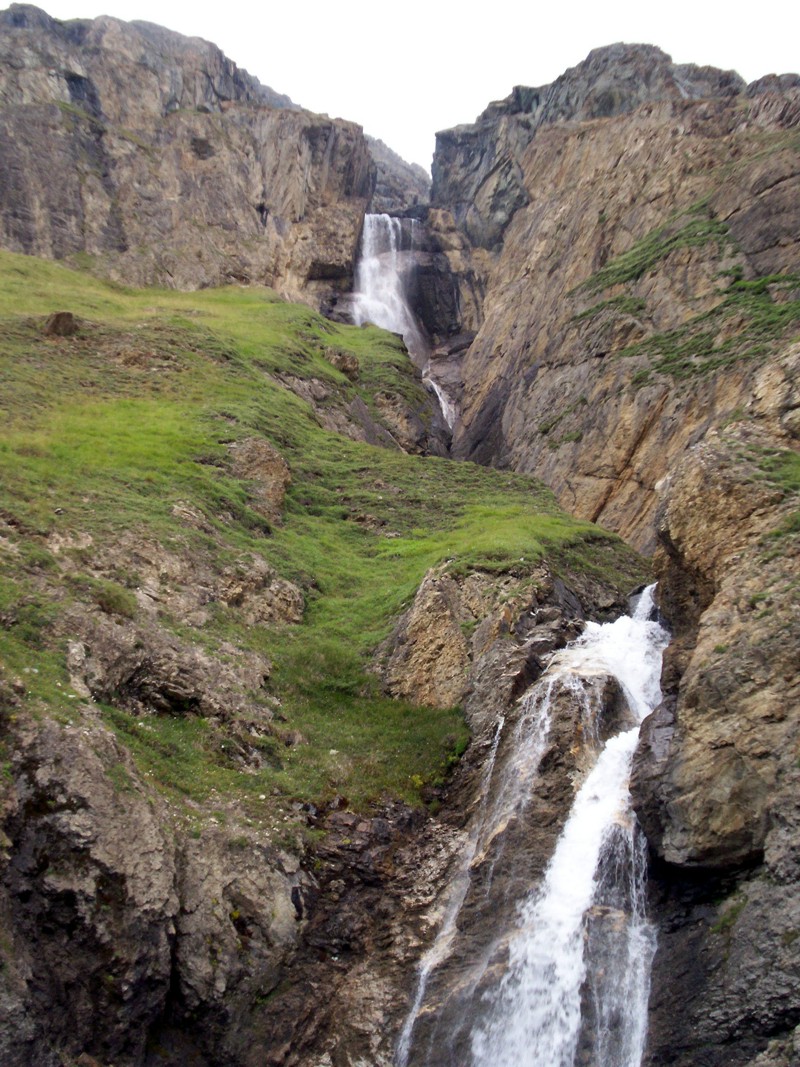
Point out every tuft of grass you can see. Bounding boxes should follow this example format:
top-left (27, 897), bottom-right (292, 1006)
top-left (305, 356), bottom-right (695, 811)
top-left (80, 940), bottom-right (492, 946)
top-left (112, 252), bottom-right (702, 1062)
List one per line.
top-left (711, 895), bottom-right (746, 935)
top-left (619, 273), bottom-right (800, 383)
top-left (581, 204), bottom-right (734, 294)
top-left (571, 295), bottom-right (647, 323)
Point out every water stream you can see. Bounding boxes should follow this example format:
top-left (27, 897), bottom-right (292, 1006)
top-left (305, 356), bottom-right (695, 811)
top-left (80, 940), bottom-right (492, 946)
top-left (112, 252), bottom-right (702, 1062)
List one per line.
top-left (397, 586), bottom-right (669, 1067)
top-left (352, 213), bottom-right (456, 428)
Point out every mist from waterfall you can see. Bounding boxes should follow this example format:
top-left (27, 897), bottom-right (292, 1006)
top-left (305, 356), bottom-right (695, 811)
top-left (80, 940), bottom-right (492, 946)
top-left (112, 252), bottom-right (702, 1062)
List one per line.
top-left (397, 586), bottom-right (669, 1067)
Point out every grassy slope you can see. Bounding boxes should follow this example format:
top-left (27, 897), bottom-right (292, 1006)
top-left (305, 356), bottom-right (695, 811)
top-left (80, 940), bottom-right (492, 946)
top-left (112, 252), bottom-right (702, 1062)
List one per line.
top-left (0, 251), bottom-right (645, 814)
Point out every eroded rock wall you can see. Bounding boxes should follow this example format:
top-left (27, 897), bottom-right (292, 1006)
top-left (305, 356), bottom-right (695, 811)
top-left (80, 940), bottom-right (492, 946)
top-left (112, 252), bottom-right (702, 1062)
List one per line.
top-left (0, 4), bottom-right (377, 309)
top-left (428, 44), bottom-right (800, 552)
top-left (424, 43), bottom-right (800, 1066)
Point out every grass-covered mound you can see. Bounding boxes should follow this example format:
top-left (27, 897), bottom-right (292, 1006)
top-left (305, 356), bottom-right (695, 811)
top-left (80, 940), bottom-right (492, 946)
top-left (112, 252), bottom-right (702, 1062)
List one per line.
top-left (0, 251), bottom-right (645, 814)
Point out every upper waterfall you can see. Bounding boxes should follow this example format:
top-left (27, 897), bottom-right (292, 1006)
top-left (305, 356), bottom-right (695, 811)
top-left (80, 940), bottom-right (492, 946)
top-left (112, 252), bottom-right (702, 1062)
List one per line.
top-left (352, 213), bottom-right (457, 429)
top-left (353, 214), bottom-right (428, 360)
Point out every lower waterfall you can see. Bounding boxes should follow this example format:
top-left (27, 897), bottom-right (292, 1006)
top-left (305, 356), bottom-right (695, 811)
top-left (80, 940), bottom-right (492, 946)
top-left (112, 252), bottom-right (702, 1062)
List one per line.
top-left (397, 586), bottom-right (669, 1067)
top-left (352, 212), bottom-right (457, 428)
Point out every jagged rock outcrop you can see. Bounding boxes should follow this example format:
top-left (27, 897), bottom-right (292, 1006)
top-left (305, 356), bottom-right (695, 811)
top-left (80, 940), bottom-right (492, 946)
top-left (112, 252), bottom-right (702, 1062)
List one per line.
top-left (0, 712), bottom-right (310, 1067)
top-left (427, 44), bottom-right (800, 552)
top-left (0, 4), bottom-right (376, 309)
top-left (366, 135), bottom-right (431, 214)
top-left (432, 44), bottom-right (745, 251)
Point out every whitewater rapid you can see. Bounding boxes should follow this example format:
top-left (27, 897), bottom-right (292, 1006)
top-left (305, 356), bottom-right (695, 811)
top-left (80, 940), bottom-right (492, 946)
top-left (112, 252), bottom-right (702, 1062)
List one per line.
top-left (397, 586), bottom-right (669, 1067)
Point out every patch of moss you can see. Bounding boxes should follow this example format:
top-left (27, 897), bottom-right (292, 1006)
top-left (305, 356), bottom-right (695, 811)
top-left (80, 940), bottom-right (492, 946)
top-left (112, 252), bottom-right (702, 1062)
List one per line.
top-left (710, 894), bottom-right (746, 935)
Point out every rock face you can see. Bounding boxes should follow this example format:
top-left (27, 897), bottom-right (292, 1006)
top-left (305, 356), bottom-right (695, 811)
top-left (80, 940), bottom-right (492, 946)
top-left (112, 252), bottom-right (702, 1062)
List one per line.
top-left (628, 409), bottom-right (800, 1066)
top-left (2, 24), bottom-right (799, 1067)
top-left (427, 43), bottom-right (800, 552)
top-left (366, 135), bottom-right (431, 214)
top-left (0, 714), bottom-right (307, 1067)
top-left (415, 42), bottom-right (800, 1067)
top-left (0, 4), bottom-right (377, 309)
top-left (0, 541), bottom-right (645, 1066)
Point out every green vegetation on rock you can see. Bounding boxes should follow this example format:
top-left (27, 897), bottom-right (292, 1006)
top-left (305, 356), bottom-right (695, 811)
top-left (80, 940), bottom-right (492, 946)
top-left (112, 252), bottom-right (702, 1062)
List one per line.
top-left (581, 203), bottom-right (734, 294)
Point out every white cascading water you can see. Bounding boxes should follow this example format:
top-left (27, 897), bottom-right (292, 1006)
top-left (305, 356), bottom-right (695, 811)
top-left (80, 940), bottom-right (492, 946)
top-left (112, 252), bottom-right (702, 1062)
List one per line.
top-left (352, 213), bottom-right (456, 429)
top-left (397, 586), bottom-right (669, 1067)
top-left (353, 213), bottom-right (428, 358)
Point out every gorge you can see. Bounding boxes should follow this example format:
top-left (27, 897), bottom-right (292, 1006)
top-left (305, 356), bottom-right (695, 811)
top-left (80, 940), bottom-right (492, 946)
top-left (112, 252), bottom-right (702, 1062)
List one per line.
top-left (0, 5), bottom-right (799, 1067)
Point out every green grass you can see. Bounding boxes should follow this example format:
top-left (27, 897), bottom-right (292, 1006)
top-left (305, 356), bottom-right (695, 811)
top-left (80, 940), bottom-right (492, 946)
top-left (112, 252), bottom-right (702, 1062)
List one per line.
top-left (753, 447), bottom-right (800, 542)
top-left (569, 192), bottom-right (800, 386)
top-left (618, 274), bottom-right (800, 384)
top-left (571, 295), bottom-right (647, 323)
top-left (0, 251), bottom-right (645, 812)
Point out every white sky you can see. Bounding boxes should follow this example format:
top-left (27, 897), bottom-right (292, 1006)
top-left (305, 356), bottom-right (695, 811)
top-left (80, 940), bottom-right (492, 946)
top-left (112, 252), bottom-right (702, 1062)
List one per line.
top-left (30, 0), bottom-right (800, 171)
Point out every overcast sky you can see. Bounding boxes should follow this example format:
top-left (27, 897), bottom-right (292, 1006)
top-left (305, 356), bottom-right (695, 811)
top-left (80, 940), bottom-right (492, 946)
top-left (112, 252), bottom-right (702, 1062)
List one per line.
top-left (31, 0), bottom-right (800, 170)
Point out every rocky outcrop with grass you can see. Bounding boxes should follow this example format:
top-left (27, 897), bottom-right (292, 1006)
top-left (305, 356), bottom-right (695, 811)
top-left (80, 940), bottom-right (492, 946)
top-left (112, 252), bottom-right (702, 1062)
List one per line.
top-left (0, 248), bottom-right (651, 1064)
top-left (427, 44), bottom-right (800, 553)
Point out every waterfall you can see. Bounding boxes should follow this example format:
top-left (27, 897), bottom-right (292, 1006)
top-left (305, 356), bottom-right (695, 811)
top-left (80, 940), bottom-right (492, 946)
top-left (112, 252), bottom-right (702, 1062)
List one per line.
top-left (353, 213), bottom-right (428, 359)
top-left (352, 213), bottom-right (457, 429)
top-left (397, 586), bottom-right (669, 1067)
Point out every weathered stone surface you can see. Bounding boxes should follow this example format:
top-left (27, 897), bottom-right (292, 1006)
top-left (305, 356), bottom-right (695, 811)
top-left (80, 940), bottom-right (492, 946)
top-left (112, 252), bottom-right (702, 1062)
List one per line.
top-left (0, 5), bottom-right (375, 309)
top-left (380, 570), bottom-right (473, 708)
top-left (628, 417), bottom-right (800, 1066)
top-left (428, 46), bottom-right (800, 551)
top-left (432, 44), bottom-right (744, 251)
top-left (227, 437), bottom-right (291, 525)
top-left (64, 608), bottom-right (273, 723)
top-left (0, 716), bottom-right (178, 1066)
top-left (633, 424), bottom-right (800, 870)
top-left (0, 711), bottom-right (310, 1067)
top-left (323, 346), bottom-right (360, 380)
top-left (42, 310), bottom-right (79, 336)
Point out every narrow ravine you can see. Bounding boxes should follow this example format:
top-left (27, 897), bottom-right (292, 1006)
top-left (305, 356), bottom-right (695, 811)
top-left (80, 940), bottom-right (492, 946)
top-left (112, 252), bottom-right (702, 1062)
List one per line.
top-left (397, 587), bottom-right (669, 1067)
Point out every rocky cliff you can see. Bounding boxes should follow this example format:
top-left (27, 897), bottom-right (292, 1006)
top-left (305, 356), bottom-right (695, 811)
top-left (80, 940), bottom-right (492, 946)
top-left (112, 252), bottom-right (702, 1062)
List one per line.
top-left (0, 4), bottom-right (424, 313)
top-left (2, 17), bottom-right (800, 1067)
top-left (424, 43), bottom-right (800, 1067)
top-left (426, 45), bottom-right (800, 552)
